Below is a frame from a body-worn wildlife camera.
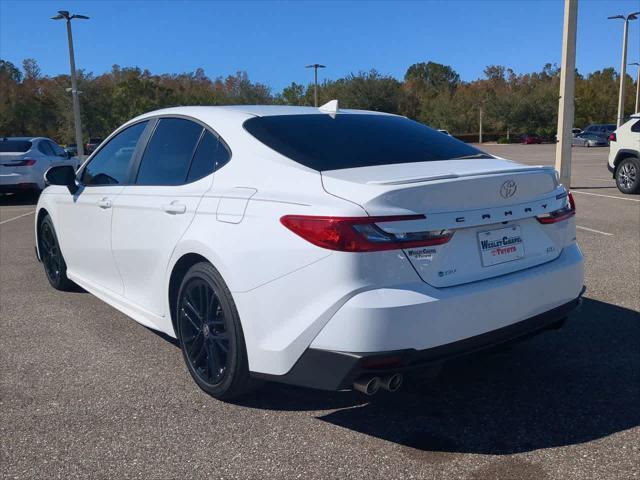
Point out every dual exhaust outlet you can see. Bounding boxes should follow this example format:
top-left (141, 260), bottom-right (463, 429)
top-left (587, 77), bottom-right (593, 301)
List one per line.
top-left (353, 373), bottom-right (403, 395)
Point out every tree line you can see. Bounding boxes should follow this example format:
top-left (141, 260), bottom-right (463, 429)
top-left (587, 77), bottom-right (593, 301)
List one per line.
top-left (0, 58), bottom-right (637, 144)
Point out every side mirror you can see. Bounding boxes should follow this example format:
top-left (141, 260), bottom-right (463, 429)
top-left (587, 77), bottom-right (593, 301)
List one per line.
top-left (45, 165), bottom-right (78, 194)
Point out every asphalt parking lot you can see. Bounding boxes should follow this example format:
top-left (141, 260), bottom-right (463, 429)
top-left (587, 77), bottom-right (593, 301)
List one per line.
top-left (1, 144), bottom-right (638, 480)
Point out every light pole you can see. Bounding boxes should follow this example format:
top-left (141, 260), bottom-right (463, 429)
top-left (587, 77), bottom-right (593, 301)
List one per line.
top-left (630, 62), bottom-right (640, 113)
top-left (608, 11), bottom-right (639, 126)
top-left (556, 0), bottom-right (578, 189)
top-left (305, 64), bottom-right (326, 107)
top-left (52, 10), bottom-right (89, 156)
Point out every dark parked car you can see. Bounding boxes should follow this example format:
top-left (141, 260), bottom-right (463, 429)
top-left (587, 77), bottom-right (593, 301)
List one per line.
top-left (85, 138), bottom-right (104, 154)
top-left (521, 134), bottom-right (543, 144)
top-left (583, 124), bottom-right (615, 137)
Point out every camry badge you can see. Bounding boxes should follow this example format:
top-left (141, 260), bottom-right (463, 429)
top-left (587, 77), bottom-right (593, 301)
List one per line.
top-left (500, 180), bottom-right (517, 199)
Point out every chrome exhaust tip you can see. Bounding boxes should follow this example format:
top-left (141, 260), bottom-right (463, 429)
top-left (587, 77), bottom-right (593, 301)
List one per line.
top-left (380, 373), bottom-right (403, 392)
top-left (353, 375), bottom-right (381, 395)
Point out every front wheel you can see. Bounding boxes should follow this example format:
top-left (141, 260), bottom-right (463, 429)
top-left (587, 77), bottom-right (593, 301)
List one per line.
top-left (38, 215), bottom-right (75, 291)
top-left (176, 262), bottom-right (256, 400)
top-left (616, 157), bottom-right (640, 194)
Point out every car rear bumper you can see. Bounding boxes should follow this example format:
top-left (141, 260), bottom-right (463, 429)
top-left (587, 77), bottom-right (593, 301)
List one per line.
top-left (254, 243), bottom-right (584, 391)
top-left (0, 172), bottom-right (42, 191)
top-left (257, 291), bottom-right (584, 390)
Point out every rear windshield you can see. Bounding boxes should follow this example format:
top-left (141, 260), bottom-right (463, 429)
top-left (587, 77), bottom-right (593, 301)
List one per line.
top-left (0, 140), bottom-right (32, 153)
top-left (243, 114), bottom-right (489, 171)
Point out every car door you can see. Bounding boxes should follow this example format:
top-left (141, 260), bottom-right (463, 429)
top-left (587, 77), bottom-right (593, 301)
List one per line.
top-left (111, 117), bottom-right (229, 316)
top-left (54, 121), bottom-right (150, 295)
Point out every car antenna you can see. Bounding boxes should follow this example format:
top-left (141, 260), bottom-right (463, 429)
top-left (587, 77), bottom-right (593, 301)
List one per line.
top-left (319, 99), bottom-right (339, 118)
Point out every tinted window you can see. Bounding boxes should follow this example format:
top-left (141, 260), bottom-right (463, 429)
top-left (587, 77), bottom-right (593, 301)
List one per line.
top-left (631, 120), bottom-right (640, 133)
top-left (186, 131), bottom-right (230, 183)
top-left (48, 141), bottom-right (66, 157)
top-left (82, 121), bottom-right (148, 185)
top-left (0, 140), bottom-right (32, 153)
top-left (244, 114), bottom-right (489, 171)
top-left (136, 118), bottom-right (203, 185)
top-left (38, 141), bottom-right (55, 156)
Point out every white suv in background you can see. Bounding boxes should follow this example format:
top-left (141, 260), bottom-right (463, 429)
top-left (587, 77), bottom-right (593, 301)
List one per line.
top-left (0, 137), bottom-right (80, 194)
top-left (608, 114), bottom-right (640, 194)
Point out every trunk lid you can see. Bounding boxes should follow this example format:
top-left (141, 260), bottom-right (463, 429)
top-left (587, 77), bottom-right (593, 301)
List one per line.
top-left (321, 158), bottom-right (570, 287)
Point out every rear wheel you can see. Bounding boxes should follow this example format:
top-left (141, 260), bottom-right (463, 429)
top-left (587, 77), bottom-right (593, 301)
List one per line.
top-left (38, 215), bottom-right (74, 291)
top-left (176, 262), bottom-right (256, 400)
top-left (615, 157), bottom-right (640, 194)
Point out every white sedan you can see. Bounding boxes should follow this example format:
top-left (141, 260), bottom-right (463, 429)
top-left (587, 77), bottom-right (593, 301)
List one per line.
top-left (36, 104), bottom-right (585, 399)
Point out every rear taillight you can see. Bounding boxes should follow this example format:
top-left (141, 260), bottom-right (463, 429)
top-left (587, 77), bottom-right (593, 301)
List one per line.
top-left (280, 214), bottom-right (454, 252)
top-left (7, 159), bottom-right (36, 167)
top-left (609, 132), bottom-right (616, 142)
top-left (537, 192), bottom-right (576, 224)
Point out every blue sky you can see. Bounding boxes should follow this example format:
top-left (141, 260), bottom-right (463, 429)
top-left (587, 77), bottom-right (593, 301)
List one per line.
top-left (1, 0), bottom-right (639, 91)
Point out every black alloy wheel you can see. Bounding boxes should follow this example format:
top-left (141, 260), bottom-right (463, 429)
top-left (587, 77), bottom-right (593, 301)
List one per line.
top-left (38, 215), bottom-right (74, 291)
top-left (176, 262), bottom-right (255, 399)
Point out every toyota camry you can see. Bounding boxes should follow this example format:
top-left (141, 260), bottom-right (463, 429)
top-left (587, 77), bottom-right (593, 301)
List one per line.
top-left (35, 104), bottom-right (585, 399)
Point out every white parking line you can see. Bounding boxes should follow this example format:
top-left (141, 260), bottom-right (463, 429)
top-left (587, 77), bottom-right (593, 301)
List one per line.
top-left (576, 225), bottom-right (613, 236)
top-left (572, 190), bottom-right (640, 202)
top-left (0, 211), bottom-right (35, 225)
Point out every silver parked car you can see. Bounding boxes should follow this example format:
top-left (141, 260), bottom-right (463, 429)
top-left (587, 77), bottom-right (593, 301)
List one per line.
top-left (572, 133), bottom-right (608, 147)
top-left (0, 137), bottom-right (80, 193)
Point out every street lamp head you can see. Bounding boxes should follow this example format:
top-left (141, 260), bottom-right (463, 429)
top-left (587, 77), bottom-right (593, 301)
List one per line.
top-left (52, 11), bottom-right (89, 21)
top-left (628, 12), bottom-right (639, 20)
top-left (630, 62), bottom-right (640, 66)
top-left (305, 64), bottom-right (326, 69)
top-left (607, 15), bottom-right (625, 20)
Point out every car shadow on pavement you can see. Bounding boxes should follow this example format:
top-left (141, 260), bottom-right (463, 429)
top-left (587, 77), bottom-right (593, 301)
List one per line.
top-left (0, 192), bottom-right (40, 206)
top-left (313, 297), bottom-right (639, 454)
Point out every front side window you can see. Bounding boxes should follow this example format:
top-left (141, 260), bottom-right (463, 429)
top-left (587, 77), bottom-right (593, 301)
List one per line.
top-left (631, 120), bottom-right (640, 133)
top-left (244, 114), bottom-right (490, 171)
top-left (81, 121), bottom-right (148, 185)
top-left (136, 118), bottom-right (203, 186)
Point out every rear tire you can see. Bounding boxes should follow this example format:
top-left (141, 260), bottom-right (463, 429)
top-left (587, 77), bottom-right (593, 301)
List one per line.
top-left (38, 215), bottom-right (75, 291)
top-left (176, 262), bottom-right (256, 400)
top-left (615, 157), bottom-right (640, 194)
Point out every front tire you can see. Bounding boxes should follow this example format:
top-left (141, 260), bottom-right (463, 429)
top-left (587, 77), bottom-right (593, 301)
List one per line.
top-left (176, 262), bottom-right (255, 400)
top-left (615, 157), bottom-right (640, 194)
top-left (38, 215), bottom-right (74, 291)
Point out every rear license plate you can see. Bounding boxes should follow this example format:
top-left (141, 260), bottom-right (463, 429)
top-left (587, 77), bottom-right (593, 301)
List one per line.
top-left (478, 225), bottom-right (525, 267)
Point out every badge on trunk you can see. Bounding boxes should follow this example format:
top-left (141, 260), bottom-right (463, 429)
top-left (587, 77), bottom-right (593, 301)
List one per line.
top-left (500, 180), bottom-right (517, 199)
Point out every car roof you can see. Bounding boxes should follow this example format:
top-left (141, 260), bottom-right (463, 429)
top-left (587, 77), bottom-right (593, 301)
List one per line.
top-left (0, 136), bottom-right (47, 142)
top-left (130, 104), bottom-right (393, 122)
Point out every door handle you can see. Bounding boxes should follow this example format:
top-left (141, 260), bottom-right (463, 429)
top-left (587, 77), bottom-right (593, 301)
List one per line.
top-left (97, 198), bottom-right (112, 209)
top-left (162, 202), bottom-right (186, 214)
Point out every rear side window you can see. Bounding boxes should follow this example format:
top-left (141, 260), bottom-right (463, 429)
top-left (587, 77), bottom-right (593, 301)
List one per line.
top-left (0, 140), bottom-right (32, 153)
top-left (631, 120), bottom-right (640, 133)
top-left (82, 121), bottom-right (148, 185)
top-left (187, 131), bottom-right (230, 183)
top-left (244, 114), bottom-right (488, 171)
top-left (48, 141), bottom-right (67, 157)
top-left (38, 141), bottom-right (55, 156)
top-left (136, 118), bottom-right (203, 186)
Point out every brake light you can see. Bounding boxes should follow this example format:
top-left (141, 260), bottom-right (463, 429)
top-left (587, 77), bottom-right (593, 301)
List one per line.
top-left (280, 214), bottom-right (454, 252)
top-left (7, 159), bottom-right (36, 167)
top-left (609, 132), bottom-right (616, 142)
top-left (537, 192), bottom-right (576, 224)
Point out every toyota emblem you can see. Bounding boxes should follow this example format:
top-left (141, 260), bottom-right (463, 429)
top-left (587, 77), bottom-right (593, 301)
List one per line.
top-left (500, 180), bottom-right (517, 199)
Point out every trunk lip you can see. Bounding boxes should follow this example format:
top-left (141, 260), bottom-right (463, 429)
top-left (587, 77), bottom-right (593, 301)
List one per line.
top-left (364, 166), bottom-right (556, 186)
